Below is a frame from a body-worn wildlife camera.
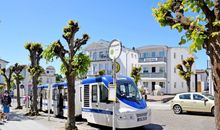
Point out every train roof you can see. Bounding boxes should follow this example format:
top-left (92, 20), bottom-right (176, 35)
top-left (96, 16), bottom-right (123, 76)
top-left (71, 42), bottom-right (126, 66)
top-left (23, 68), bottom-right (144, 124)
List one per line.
top-left (81, 75), bottom-right (133, 87)
top-left (37, 84), bottom-right (49, 88)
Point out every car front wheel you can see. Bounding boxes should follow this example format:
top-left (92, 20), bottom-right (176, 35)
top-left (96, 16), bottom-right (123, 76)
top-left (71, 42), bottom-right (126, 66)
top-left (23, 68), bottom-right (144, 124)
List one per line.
top-left (211, 107), bottom-right (215, 116)
top-left (173, 104), bottom-right (182, 114)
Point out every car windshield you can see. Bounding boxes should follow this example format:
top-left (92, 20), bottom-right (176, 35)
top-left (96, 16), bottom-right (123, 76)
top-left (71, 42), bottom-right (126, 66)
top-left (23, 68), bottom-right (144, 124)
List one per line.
top-left (202, 93), bottom-right (214, 100)
top-left (116, 80), bottom-right (142, 101)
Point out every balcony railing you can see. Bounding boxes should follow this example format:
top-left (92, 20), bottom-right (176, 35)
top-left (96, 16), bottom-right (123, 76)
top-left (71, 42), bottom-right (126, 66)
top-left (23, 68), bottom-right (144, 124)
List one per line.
top-left (141, 72), bottom-right (167, 78)
top-left (91, 55), bottom-right (111, 62)
top-left (139, 57), bottom-right (166, 63)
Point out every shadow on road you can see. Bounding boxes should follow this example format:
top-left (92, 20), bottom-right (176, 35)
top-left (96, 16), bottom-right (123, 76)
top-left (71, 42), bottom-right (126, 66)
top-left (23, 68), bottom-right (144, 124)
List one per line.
top-left (180, 112), bottom-right (214, 117)
top-left (87, 123), bottom-right (164, 130)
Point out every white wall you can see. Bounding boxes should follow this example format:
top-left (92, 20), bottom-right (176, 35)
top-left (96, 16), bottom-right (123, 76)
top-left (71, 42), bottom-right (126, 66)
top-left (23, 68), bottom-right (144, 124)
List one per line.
top-left (168, 48), bottom-right (195, 94)
top-left (0, 60), bottom-right (8, 84)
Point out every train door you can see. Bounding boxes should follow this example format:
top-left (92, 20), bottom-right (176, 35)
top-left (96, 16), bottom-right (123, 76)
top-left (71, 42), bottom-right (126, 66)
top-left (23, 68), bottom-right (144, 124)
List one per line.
top-left (53, 86), bottom-right (64, 117)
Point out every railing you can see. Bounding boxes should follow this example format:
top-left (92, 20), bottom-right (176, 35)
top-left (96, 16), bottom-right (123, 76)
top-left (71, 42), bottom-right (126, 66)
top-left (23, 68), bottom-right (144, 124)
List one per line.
top-left (91, 56), bottom-right (111, 62)
top-left (140, 72), bottom-right (167, 78)
top-left (139, 57), bottom-right (166, 63)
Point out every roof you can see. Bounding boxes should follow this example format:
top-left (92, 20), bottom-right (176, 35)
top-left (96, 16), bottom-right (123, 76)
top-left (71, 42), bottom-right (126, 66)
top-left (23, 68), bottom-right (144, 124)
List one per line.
top-left (0, 58), bottom-right (9, 63)
top-left (136, 45), bottom-right (168, 50)
top-left (81, 75), bottom-right (133, 87)
top-left (84, 40), bottom-right (110, 50)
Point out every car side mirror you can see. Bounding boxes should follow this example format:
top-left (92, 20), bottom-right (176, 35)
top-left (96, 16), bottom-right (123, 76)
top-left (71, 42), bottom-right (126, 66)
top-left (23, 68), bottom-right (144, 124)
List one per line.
top-left (202, 98), bottom-right (208, 102)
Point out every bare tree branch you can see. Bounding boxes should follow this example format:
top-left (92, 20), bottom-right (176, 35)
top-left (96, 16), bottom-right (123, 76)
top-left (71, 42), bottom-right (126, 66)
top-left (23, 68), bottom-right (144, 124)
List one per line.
top-left (197, 0), bottom-right (215, 23)
top-left (214, 0), bottom-right (220, 20)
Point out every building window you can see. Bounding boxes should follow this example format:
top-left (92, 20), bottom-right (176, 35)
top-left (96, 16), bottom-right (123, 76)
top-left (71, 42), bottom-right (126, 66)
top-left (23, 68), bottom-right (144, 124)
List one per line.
top-left (99, 84), bottom-right (108, 102)
top-left (159, 51), bottom-right (165, 57)
top-left (131, 53), bottom-right (133, 58)
top-left (174, 53), bottom-right (176, 59)
top-left (143, 82), bottom-right (148, 88)
top-left (174, 82), bottom-right (176, 88)
top-left (92, 85), bottom-right (97, 102)
top-left (174, 68), bottom-right (176, 73)
top-left (144, 52), bottom-right (148, 58)
top-left (181, 55), bottom-right (183, 60)
top-left (152, 52), bottom-right (156, 57)
top-left (159, 82), bottom-right (165, 88)
top-left (143, 67), bottom-right (149, 73)
top-left (159, 67), bottom-right (164, 73)
top-left (99, 51), bottom-right (104, 58)
top-left (93, 52), bottom-right (97, 60)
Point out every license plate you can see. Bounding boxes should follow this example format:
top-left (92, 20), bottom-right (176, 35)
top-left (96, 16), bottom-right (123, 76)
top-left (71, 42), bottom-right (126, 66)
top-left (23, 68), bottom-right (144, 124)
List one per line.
top-left (137, 116), bottom-right (147, 121)
top-left (136, 112), bottom-right (148, 122)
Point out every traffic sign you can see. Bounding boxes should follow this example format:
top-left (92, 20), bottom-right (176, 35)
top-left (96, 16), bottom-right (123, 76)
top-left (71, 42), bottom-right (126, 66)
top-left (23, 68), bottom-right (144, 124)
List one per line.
top-left (108, 40), bottom-right (122, 60)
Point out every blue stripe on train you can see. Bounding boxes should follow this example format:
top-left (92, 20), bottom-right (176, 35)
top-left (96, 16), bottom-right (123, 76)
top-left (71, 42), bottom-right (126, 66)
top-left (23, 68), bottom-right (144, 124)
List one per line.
top-left (82, 108), bottom-right (113, 115)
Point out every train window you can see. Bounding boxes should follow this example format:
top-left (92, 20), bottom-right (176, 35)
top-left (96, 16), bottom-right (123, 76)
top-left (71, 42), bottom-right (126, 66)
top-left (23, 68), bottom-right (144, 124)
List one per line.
top-left (43, 90), bottom-right (47, 99)
top-left (53, 89), bottom-right (57, 100)
top-left (92, 85), bottom-right (97, 102)
top-left (64, 88), bottom-right (68, 101)
top-left (99, 84), bottom-right (108, 102)
top-left (80, 87), bottom-right (82, 102)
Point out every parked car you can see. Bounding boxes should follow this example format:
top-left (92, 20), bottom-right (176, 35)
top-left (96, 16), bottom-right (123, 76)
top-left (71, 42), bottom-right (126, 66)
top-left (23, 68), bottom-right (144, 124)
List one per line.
top-left (170, 92), bottom-right (214, 115)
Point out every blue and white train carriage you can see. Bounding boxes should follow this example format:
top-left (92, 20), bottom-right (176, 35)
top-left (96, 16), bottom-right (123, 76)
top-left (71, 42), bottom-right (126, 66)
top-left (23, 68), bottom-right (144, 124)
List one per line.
top-left (81, 75), bottom-right (151, 128)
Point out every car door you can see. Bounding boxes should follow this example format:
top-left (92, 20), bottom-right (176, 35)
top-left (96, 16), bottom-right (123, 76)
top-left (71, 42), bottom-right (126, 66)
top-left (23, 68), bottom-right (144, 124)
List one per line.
top-left (192, 94), bottom-right (207, 112)
top-left (179, 94), bottom-right (193, 111)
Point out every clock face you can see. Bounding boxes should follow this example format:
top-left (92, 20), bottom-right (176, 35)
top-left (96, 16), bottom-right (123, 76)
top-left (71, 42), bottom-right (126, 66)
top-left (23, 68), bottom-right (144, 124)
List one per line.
top-left (108, 40), bottom-right (122, 60)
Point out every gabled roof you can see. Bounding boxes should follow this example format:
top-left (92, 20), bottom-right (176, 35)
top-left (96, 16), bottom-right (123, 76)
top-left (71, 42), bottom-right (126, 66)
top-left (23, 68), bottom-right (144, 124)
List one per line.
top-left (0, 58), bottom-right (9, 63)
top-left (84, 39), bottom-right (110, 50)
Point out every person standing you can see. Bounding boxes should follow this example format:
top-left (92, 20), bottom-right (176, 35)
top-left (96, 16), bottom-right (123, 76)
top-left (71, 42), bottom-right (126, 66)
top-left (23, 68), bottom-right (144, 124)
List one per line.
top-left (1, 91), bottom-right (12, 120)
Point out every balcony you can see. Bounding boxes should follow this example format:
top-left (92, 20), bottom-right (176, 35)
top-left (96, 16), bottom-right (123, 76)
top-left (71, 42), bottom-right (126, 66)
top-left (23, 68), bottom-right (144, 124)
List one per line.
top-left (140, 72), bottom-right (167, 78)
top-left (91, 55), bottom-right (111, 62)
top-left (139, 57), bottom-right (166, 63)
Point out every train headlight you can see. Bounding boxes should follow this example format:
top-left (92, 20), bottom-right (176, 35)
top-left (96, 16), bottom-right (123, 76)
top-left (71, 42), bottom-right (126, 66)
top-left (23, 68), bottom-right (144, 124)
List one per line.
top-left (117, 114), bottom-right (134, 120)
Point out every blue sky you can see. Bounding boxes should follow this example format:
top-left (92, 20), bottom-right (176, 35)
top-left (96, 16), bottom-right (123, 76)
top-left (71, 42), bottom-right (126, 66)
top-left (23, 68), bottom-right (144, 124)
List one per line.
top-left (0, 0), bottom-right (208, 73)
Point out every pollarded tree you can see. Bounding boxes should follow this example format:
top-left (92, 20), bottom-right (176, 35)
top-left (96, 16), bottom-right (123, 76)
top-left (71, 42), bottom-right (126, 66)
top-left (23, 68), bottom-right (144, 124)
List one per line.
top-left (0, 67), bottom-right (14, 91)
top-left (25, 43), bottom-right (44, 115)
top-left (153, 0), bottom-right (220, 128)
top-left (131, 67), bottom-right (142, 85)
top-left (12, 63), bottom-right (26, 109)
top-left (98, 69), bottom-right (105, 76)
top-left (43, 20), bottom-right (91, 130)
top-left (176, 57), bottom-right (194, 92)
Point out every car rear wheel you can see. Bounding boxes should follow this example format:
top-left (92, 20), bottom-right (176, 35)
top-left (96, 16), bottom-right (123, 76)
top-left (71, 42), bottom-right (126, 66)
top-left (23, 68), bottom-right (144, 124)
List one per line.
top-left (211, 107), bottom-right (215, 116)
top-left (173, 105), bottom-right (182, 114)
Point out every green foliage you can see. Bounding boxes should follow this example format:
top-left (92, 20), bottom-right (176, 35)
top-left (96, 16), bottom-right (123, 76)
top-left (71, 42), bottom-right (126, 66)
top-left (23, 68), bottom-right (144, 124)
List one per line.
top-left (130, 67), bottom-right (142, 85)
top-left (43, 41), bottom-right (61, 62)
top-left (25, 42), bottom-right (43, 53)
top-left (176, 57), bottom-right (194, 81)
top-left (55, 74), bottom-right (64, 83)
top-left (152, 0), bottom-right (213, 53)
top-left (98, 70), bottom-right (105, 76)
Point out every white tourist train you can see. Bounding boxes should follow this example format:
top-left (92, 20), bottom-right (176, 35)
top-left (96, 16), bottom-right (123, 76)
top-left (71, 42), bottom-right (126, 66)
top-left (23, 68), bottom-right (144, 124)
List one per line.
top-left (37, 75), bottom-right (151, 128)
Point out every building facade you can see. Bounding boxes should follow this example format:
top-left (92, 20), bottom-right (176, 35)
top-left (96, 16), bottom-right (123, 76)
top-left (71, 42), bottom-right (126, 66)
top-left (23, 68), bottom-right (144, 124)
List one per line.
top-left (21, 66), bottom-right (56, 96)
top-left (195, 69), bottom-right (208, 92)
top-left (137, 46), bottom-right (195, 94)
top-left (0, 59), bottom-right (9, 84)
top-left (207, 59), bottom-right (214, 95)
top-left (84, 40), bottom-right (138, 77)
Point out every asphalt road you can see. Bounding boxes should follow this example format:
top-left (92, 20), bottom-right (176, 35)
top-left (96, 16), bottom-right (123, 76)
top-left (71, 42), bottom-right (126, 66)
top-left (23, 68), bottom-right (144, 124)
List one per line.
top-left (78, 109), bottom-right (215, 130)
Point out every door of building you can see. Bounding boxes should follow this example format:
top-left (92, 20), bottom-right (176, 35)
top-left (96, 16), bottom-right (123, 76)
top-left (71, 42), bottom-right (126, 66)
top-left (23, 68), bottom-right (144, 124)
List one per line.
top-left (152, 82), bottom-right (156, 91)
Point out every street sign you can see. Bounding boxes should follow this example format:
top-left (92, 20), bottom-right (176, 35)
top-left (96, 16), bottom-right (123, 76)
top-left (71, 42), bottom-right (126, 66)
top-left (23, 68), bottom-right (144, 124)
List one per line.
top-left (115, 62), bottom-right (120, 73)
top-left (108, 40), bottom-right (122, 60)
top-left (108, 84), bottom-right (116, 101)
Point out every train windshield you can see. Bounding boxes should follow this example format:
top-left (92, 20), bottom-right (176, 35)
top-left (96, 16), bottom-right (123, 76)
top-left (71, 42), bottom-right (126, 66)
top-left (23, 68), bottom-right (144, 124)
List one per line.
top-left (116, 80), bottom-right (142, 101)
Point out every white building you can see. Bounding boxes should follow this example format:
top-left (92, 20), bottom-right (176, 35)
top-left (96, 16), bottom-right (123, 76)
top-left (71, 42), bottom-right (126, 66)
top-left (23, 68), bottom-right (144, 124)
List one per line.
top-left (207, 59), bottom-right (214, 95)
top-left (196, 69), bottom-right (208, 92)
top-left (21, 66), bottom-right (56, 96)
top-left (137, 45), bottom-right (196, 94)
top-left (84, 40), bottom-right (138, 77)
top-left (0, 58), bottom-right (9, 84)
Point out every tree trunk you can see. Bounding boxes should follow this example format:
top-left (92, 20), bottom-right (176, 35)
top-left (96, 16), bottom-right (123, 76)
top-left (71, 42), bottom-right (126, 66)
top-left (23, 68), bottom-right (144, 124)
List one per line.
top-left (186, 79), bottom-right (191, 92)
top-left (31, 76), bottom-right (38, 114)
top-left (65, 74), bottom-right (76, 130)
top-left (213, 63), bottom-right (220, 130)
top-left (7, 81), bottom-right (10, 91)
top-left (16, 79), bottom-right (22, 109)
